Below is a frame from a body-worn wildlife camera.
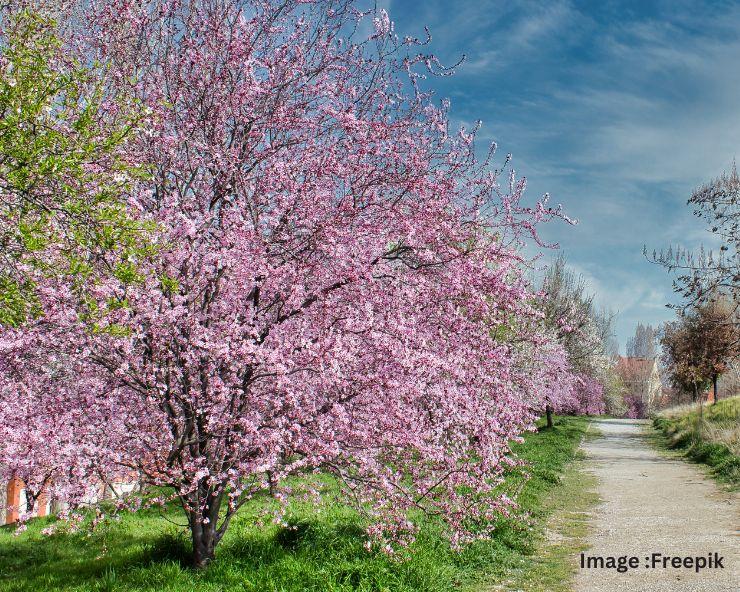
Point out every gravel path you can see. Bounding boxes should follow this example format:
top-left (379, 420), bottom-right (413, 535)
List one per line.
top-left (573, 418), bottom-right (739, 592)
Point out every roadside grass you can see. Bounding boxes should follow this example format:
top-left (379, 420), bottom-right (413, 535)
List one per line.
top-left (0, 416), bottom-right (592, 592)
top-left (653, 396), bottom-right (740, 487)
top-left (481, 421), bottom-right (599, 592)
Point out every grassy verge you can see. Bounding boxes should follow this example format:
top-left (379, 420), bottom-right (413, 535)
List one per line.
top-left (653, 396), bottom-right (739, 487)
top-left (0, 417), bottom-right (592, 592)
top-left (480, 420), bottom-right (599, 592)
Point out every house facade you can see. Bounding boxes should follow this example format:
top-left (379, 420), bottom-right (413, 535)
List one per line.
top-left (2, 477), bottom-right (138, 525)
top-left (1, 478), bottom-right (51, 525)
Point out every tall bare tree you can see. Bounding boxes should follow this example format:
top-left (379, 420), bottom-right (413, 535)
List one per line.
top-left (626, 323), bottom-right (659, 359)
top-left (649, 163), bottom-right (739, 320)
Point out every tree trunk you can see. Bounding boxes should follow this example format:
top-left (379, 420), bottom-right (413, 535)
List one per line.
top-left (191, 517), bottom-right (217, 569)
top-left (24, 487), bottom-right (41, 516)
top-left (713, 374), bottom-right (719, 405)
top-left (545, 404), bottom-right (553, 429)
top-left (186, 481), bottom-right (225, 569)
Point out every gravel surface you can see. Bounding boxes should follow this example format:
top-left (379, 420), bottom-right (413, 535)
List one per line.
top-left (573, 418), bottom-right (739, 592)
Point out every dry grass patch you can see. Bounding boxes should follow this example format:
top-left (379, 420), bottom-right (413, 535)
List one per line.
top-left (654, 396), bottom-right (740, 486)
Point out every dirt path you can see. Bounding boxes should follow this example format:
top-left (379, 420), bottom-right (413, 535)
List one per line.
top-left (573, 418), bottom-right (739, 592)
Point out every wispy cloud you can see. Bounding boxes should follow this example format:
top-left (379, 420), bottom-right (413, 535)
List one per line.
top-left (462, 0), bottom-right (580, 72)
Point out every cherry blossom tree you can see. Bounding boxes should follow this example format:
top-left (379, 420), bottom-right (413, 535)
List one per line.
top-left (517, 336), bottom-right (578, 428)
top-left (573, 374), bottom-right (605, 416)
top-left (0, 322), bottom-right (106, 524)
top-left (1, 0), bottom-right (570, 567)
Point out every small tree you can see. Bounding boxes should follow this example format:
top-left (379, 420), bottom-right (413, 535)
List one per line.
top-left (692, 297), bottom-right (740, 403)
top-left (661, 317), bottom-right (710, 403)
top-left (659, 298), bottom-right (739, 405)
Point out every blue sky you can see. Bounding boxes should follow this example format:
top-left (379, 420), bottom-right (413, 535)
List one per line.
top-left (379, 0), bottom-right (740, 350)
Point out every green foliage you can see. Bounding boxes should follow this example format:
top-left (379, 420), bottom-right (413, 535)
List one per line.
top-left (654, 396), bottom-right (740, 486)
top-left (0, 418), bottom-right (591, 592)
top-left (0, 274), bottom-right (41, 326)
top-left (0, 9), bottom-right (152, 326)
top-left (159, 274), bottom-right (180, 296)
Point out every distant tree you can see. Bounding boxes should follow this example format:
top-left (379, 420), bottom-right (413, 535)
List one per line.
top-left (623, 394), bottom-right (646, 419)
top-left (521, 339), bottom-right (577, 429)
top-left (539, 255), bottom-right (613, 372)
top-left (626, 323), bottom-right (658, 359)
top-left (661, 318), bottom-right (709, 403)
top-left (601, 370), bottom-right (628, 417)
top-left (693, 297), bottom-right (740, 403)
top-left (536, 255), bottom-right (616, 423)
top-left (660, 297), bottom-right (740, 404)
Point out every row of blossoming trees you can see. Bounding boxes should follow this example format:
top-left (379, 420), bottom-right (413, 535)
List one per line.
top-left (0, 0), bottom-right (610, 567)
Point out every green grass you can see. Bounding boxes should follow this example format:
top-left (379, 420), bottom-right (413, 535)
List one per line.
top-left (485, 423), bottom-right (599, 592)
top-left (653, 396), bottom-right (740, 487)
top-left (0, 417), bottom-right (592, 592)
